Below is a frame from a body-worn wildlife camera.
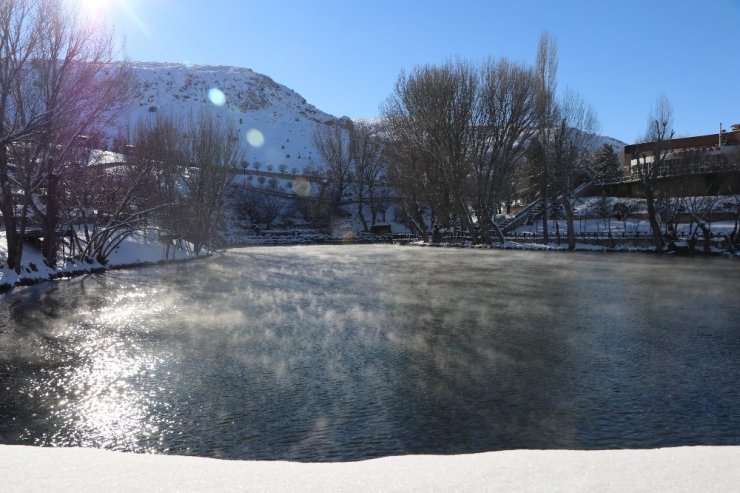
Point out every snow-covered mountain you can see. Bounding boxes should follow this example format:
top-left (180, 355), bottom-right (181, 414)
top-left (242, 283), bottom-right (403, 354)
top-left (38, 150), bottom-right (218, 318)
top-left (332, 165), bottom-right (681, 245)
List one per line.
top-left (114, 62), bottom-right (339, 173)
top-left (111, 62), bottom-right (627, 174)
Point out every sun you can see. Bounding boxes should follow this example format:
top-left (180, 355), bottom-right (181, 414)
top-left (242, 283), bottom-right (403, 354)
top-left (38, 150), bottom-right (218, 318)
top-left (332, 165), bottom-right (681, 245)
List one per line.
top-left (79, 0), bottom-right (114, 14)
top-left (67, 0), bottom-right (149, 37)
top-left (68, 0), bottom-right (119, 20)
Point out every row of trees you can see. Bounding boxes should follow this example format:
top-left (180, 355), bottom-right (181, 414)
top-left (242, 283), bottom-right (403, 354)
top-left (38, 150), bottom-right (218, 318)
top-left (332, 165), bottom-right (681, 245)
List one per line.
top-left (3, 2), bottom-right (712, 260)
top-left (0, 0), bottom-right (130, 271)
top-left (379, 33), bottom-right (600, 249)
top-left (311, 119), bottom-right (389, 230)
top-left (114, 113), bottom-right (240, 256)
top-left (1, 0), bottom-right (238, 272)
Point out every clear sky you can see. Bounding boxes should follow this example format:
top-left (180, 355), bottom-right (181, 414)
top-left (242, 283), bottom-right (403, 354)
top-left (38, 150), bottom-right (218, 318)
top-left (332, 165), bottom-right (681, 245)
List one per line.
top-left (85, 0), bottom-right (739, 143)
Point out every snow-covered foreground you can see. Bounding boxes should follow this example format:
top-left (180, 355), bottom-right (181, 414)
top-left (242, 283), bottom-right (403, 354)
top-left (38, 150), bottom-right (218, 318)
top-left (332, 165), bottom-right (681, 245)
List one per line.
top-left (2, 445), bottom-right (739, 492)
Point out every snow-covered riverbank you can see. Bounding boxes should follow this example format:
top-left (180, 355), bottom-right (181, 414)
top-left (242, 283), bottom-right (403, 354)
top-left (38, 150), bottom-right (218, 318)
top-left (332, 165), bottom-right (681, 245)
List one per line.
top-left (2, 445), bottom-right (738, 492)
top-left (0, 231), bottom-right (202, 290)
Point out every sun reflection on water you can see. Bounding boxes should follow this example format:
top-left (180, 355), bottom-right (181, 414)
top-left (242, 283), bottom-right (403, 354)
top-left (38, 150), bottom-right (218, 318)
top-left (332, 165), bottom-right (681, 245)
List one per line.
top-left (20, 282), bottom-right (179, 453)
top-left (4, 247), bottom-right (738, 461)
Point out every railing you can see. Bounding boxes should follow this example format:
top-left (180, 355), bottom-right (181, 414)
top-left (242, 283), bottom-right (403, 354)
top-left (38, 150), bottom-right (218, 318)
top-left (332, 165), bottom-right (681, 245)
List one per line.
top-left (617, 155), bottom-right (740, 184)
top-left (499, 181), bottom-right (593, 234)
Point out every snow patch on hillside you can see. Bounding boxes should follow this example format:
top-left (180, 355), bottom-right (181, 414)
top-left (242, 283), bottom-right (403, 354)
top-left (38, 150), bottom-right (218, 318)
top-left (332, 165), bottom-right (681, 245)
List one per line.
top-left (113, 62), bottom-right (340, 174)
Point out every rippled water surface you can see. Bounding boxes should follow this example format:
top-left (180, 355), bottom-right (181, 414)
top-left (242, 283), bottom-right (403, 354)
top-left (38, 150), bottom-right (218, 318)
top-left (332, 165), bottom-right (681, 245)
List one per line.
top-left (1, 246), bottom-right (739, 461)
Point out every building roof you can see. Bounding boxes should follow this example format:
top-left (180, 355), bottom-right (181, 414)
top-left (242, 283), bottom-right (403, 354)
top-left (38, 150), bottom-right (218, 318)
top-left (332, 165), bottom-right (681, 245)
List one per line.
top-left (624, 127), bottom-right (740, 155)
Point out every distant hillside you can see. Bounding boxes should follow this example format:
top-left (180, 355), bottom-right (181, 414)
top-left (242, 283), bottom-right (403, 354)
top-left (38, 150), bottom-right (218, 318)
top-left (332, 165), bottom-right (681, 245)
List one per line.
top-left (589, 134), bottom-right (627, 152)
top-left (109, 62), bottom-right (627, 173)
top-left (112, 62), bottom-right (341, 174)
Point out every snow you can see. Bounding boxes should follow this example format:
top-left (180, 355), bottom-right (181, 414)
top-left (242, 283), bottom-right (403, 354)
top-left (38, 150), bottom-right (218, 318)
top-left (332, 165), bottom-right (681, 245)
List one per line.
top-left (508, 195), bottom-right (739, 236)
top-left (114, 62), bottom-right (338, 175)
top-left (1, 445), bottom-right (738, 492)
top-left (0, 229), bottom-right (201, 290)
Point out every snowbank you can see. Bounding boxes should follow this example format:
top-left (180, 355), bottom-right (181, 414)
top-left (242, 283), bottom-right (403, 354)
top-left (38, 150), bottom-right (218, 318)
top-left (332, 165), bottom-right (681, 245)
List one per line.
top-left (1, 445), bottom-right (738, 492)
top-left (0, 230), bottom-right (202, 290)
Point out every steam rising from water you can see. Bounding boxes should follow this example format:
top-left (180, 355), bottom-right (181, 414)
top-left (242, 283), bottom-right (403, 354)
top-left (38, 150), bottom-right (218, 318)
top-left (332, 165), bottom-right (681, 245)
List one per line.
top-left (0, 246), bottom-right (738, 460)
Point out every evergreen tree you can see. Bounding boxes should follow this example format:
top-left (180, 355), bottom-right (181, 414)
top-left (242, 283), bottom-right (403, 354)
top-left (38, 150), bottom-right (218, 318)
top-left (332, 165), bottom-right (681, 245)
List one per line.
top-left (591, 143), bottom-right (622, 182)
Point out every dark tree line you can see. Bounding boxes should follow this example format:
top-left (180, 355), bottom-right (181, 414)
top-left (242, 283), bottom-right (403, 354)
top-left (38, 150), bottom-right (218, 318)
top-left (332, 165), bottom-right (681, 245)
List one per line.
top-left (121, 113), bottom-right (241, 256)
top-left (0, 0), bottom-right (241, 270)
top-left (378, 33), bottom-right (599, 248)
top-left (312, 118), bottom-right (388, 231)
top-left (0, 0), bottom-right (133, 270)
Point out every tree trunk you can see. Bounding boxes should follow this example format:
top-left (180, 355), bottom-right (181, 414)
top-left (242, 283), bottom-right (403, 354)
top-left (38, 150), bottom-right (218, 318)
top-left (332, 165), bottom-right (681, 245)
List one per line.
top-left (2, 210), bottom-right (21, 272)
top-left (542, 204), bottom-right (550, 245)
top-left (0, 147), bottom-right (23, 273)
top-left (455, 197), bottom-right (478, 244)
top-left (490, 219), bottom-right (505, 244)
top-left (41, 172), bottom-right (59, 267)
top-left (356, 188), bottom-right (368, 232)
top-left (564, 198), bottom-right (576, 250)
top-left (540, 180), bottom-right (550, 245)
top-left (478, 214), bottom-right (493, 244)
top-left (644, 187), bottom-right (664, 253)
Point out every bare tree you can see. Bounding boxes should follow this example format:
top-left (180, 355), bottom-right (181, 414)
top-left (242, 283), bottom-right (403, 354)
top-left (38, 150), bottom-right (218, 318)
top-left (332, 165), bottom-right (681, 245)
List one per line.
top-left (530, 31), bottom-right (559, 245)
top-left (471, 58), bottom-right (537, 243)
top-left (179, 112), bottom-right (241, 254)
top-left (0, 0), bottom-right (130, 269)
top-left (685, 191), bottom-right (720, 252)
top-left (634, 95), bottom-right (675, 252)
top-left (552, 90), bottom-right (598, 250)
top-left (237, 189), bottom-right (285, 230)
top-left (54, 115), bottom-right (184, 264)
top-left (382, 61), bottom-right (478, 239)
top-left (349, 121), bottom-right (384, 231)
top-left (312, 120), bottom-right (352, 208)
top-left (63, 154), bottom-right (162, 264)
top-left (382, 138), bottom-right (431, 240)
top-left (128, 114), bottom-right (185, 234)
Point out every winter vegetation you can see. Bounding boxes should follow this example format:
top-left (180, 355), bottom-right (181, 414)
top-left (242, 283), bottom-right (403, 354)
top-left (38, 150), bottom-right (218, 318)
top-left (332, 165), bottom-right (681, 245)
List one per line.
top-left (4, 0), bottom-right (735, 292)
top-left (1, 2), bottom-right (739, 491)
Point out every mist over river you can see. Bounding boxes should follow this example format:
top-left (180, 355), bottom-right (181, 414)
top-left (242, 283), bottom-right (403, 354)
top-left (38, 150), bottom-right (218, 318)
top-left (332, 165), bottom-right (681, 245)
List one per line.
top-left (1, 246), bottom-right (738, 461)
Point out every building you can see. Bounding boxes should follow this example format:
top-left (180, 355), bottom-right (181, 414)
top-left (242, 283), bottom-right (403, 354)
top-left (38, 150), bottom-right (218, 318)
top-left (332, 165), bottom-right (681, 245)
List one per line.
top-left (624, 123), bottom-right (740, 177)
top-left (599, 124), bottom-right (740, 197)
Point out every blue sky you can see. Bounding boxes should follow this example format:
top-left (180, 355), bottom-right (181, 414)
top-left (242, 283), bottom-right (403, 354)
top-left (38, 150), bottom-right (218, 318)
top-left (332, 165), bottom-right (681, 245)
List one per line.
top-left (96, 0), bottom-right (739, 143)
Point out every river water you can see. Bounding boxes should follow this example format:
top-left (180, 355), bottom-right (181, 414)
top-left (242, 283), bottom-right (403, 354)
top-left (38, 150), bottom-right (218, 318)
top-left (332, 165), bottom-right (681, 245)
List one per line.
top-left (0, 246), bottom-right (738, 461)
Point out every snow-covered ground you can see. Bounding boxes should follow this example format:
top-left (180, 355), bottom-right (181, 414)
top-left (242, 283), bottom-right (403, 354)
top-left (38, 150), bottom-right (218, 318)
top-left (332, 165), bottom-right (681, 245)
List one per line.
top-left (0, 229), bottom-right (200, 289)
top-left (508, 195), bottom-right (739, 237)
top-left (510, 219), bottom-right (737, 237)
top-left (2, 445), bottom-right (739, 492)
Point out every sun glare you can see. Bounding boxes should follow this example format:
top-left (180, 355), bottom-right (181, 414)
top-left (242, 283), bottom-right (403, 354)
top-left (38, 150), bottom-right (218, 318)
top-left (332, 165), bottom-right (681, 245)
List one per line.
top-left (76, 0), bottom-right (115, 17)
top-left (68, 0), bottom-right (150, 37)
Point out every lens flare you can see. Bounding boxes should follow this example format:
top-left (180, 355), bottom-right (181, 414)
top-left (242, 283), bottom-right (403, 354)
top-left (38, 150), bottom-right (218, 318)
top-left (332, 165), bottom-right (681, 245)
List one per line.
top-left (71, 0), bottom-right (151, 38)
top-left (292, 177), bottom-right (311, 197)
top-left (246, 128), bottom-right (265, 148)
top-left (208, 88), bottom-right (226, 107)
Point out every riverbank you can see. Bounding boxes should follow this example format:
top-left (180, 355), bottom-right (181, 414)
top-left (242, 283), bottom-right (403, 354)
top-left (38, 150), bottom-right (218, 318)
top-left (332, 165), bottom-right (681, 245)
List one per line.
top-left (0, 231), bottom-right (203, 291)
top-left (402, 239), bottom-right (740, 257)
top-left (2, 445), bottom-right (738, 492)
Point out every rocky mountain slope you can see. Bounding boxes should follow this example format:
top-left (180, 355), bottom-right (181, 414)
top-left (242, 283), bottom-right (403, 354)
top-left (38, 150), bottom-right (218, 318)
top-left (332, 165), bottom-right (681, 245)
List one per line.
top-left (114, 62), bottom-right (340, 173)
top-left (112, 62), bottom-right (626, 174)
